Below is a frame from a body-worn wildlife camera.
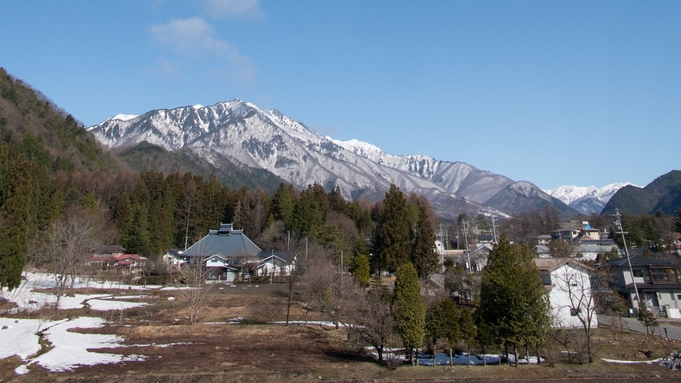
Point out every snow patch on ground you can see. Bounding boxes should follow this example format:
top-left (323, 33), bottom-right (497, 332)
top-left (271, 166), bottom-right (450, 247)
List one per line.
top-left (3, 317), bottom-right (145, 373)
top-left (602, 357), bottom-right (663, 364)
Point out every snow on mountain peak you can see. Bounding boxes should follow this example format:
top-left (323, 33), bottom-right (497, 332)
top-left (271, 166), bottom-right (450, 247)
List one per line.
top-left (110, 114), bottom-right (138, 122)
top-left (328, 138), bottom-right (384, 160)
top-left (545, 182), bottom-right (636, 205)
top-left (192, 104), bottom-right (204, 110)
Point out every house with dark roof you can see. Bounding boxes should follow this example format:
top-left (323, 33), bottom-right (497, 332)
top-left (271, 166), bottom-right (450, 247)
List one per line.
top-left (165, 223), bottom-right (296, 282)
top-left (608, 255), bottom-right (681, 317)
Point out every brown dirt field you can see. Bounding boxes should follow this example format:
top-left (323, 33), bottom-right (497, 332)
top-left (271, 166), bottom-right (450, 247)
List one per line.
top-left (7, 283), bottom-right (681, 382)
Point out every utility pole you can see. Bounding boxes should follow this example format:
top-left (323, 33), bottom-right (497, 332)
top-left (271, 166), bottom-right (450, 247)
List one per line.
top-left (614, 208), bottom-right (641, 311)
top-left (463, 220), bottom-right (470, 272)
top-left (438, 223), bottom-right (445, 271)
top-left (491, 216), bottom-right (498, 244)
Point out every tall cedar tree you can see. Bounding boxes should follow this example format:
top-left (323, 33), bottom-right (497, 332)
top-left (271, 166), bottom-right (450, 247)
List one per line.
top-left (477, 234), bottom-right (549, 367)
top-left (291, 187), bottom-right (322, 235)
top-left (270, 182), bottom-right (294, 228)
top-left (425, 298), bottom-right (459, 366)
top-left (411, 201), bottom-right (440, 279)
top-left (0, 147), bottom-right (32, 289)
top-left (351, 236), bottom-right (371, 286)
top-left (375, 184), bottom-right (411, 273)
top-left (459, 307), bottom-right (477, 367)
top-left (394, 262), bottom-right (425, 365)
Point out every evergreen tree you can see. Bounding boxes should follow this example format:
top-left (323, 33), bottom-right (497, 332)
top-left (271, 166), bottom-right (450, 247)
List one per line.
top-left (270, 182), bottom-right (294, 227)
top-left (350, 252), bottom-right (370, 287)
top-left (327, 185), bottom-right (348, 215)
top-left (411, 201), bottom-right (440, 280)
top-left (459, 307), bottom-right (477, 367)
top-left (0, 150), bottom-right (32, 290)
top-left (374, 184), bottom-right (411, 273)
top-left (425, 298), bottom-right (458, 366)
top-left (440, 299), bottom-right (460, 366)
top-left (674, 209), bottom-right (681, 234)
top-left (477, 234), bottom-right (549, 367)
top-left (394, 262), bottom-right (425, 365)
top-left (291, 190), bottom-right (322, 235)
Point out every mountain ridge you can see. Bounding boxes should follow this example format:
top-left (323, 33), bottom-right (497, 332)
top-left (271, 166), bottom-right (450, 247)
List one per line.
top-left (544, 183), bottom-right (635, 215)
top-left (88, 99), bottom-right (578, 219)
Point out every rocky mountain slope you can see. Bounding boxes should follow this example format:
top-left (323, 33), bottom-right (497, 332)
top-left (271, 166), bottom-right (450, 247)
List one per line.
top-left (88, 99), bottom-right (577, 219)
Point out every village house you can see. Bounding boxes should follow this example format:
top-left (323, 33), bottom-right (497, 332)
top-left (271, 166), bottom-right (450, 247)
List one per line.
top-left (533, 221), bottom-right (619, 261)
top-left (534, 258), bottom-right (598, 329)
top-left (608, 254), bottom-right (681, 318)
top-left (88, 245), bottom-right (146, 271)
top-left (164, 223), bottom-right (296, 283)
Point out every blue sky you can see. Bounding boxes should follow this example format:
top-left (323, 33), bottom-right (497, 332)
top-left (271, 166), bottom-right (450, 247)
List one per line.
top-left (1, 0), bottom-right (679, 190)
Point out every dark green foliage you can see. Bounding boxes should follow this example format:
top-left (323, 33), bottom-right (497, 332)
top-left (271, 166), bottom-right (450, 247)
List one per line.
top-left (674, 209), bottom-right (681, 234)
top-left (350, 252), bottom-right (370, 287)
top-left (411, 201), bottom-right (440, 279)
top-left (291, 187), bottom-right (322, 234)
top-left (117, 142), bottom-right (282, 194)
top-left (270, 182), bottom-right (294, 228)
top-left (638, 305), bottom-right (658, 335)
top-left (612, 213), bottom-right (668, 249)
top-left (393, 262), bottom-right (425, 365)
top-left (373, 184), bottom-right (412, 273)
top-left (327, 185), bottom-right (348, 215)
top-left (347, 200), bottom-right (373, 235)
top-left (459, 307), bottom-right (477, 365)
top-left (0, 147), bottom-right (32, 289)
top-left (477, 235), bottom-right (549, 361)
top-left (425, 298), bottom-right (459, 358)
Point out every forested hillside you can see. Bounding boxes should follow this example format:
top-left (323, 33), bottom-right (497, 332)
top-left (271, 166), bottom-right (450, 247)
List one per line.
top-left (603, 170), bottom-right (681, 215)
top-left (0, 69), bottom-right (446, 291)
top-left (117, 141), bottom-right (283, 194)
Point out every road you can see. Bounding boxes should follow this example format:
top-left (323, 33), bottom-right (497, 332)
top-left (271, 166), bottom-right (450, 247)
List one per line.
top-left (599, 314), bottom-right (681, 341)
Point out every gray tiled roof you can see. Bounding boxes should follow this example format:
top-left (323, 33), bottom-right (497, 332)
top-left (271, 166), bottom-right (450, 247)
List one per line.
top-left (608, 254), bottom-right (676, 268)
top-left (182, 223), bottom-right (262, 258)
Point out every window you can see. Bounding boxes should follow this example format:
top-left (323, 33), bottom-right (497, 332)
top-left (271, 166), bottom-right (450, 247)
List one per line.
top-left (633, 270), bottom-right (644, 278)
top-left (570, 308), bottom-right (582, 317)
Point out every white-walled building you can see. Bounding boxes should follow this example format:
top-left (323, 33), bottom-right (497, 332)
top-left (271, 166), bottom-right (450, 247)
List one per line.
top-left (535, 259), bottom-right (598, 329)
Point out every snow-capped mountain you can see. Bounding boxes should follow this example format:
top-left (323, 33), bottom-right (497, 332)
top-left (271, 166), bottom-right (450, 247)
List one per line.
top-left (544, 183), bottom-right (635, 215)
top-left (88, 99), bottom-right (576, 219)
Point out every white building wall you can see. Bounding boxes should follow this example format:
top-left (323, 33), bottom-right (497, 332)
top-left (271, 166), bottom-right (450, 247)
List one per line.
top-left (549, 264), bottom-right (598, 329)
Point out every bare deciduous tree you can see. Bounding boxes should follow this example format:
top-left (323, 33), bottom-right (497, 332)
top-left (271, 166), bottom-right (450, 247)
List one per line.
top-left (352, 287), bottom-right (396, 361)
top-left (548, 239), bottom-right (574, 258)
top-left (549, 261), bottom-right (599, 363)
top-left (179, 253), bottom-right (217, 324)
top-left (31, 209), bottom-right (101, 306)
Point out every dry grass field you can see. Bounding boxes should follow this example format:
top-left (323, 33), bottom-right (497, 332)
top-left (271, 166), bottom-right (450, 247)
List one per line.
top-left (3, 282), bottom-right (681, 382)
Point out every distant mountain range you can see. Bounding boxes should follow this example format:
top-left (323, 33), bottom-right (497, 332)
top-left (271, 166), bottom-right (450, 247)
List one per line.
top-left (87, 99), bottom-right (579, 220)
top-left (544, 183), bottom-right (635, 215)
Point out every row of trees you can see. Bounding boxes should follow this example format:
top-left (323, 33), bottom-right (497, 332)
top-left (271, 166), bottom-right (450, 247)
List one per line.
top-left (289, 230), bottom-right (550, 367)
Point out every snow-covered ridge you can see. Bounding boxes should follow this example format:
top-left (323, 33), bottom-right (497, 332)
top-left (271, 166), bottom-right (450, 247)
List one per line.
top-left (88, 98), bottom-right (573, 219)
top-left (545, 183), bottom-right (635, 205)
top-left (110, 114), bottom-right (138, 121)
top-left (328, 138), bottom-right (385, 162)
